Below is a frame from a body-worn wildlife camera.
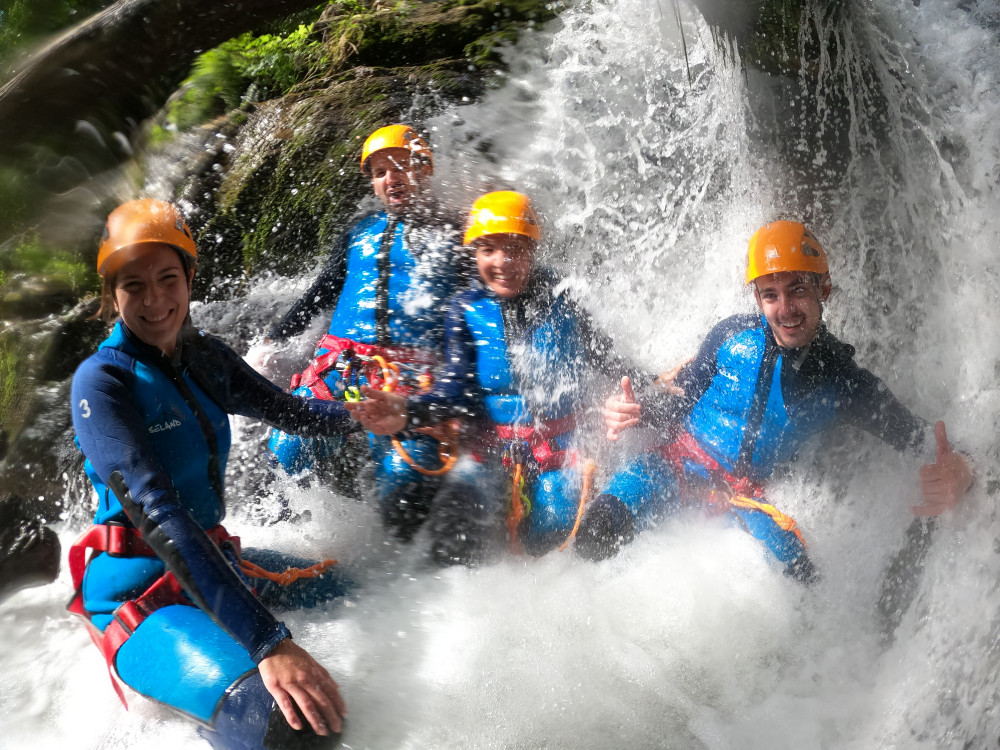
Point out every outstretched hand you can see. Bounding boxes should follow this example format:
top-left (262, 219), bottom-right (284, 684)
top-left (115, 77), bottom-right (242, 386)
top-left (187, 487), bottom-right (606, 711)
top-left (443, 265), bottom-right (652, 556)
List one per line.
top-left (914, 421), bottom-right (973, 516)
top-left (604, 376), bottom-right (641, 441)
top-left (344, 385), bottom-right (408, 435)
top-left (258, 638), bottom-right (346, 737)
top-left (654, 356), bottom-right (691, 396)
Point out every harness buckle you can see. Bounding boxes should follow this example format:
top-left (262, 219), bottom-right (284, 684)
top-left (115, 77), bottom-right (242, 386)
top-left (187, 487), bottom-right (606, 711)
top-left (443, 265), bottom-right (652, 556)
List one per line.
top-left (105, 521), bottom-right (132, 558)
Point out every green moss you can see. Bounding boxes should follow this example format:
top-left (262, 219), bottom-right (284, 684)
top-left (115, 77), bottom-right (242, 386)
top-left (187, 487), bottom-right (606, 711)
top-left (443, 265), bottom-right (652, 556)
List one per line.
top-left (0, 233), bottom-right (95, 295)
top-left (166, 24), bottom-right (330, 133)
top-left (0, 331), bottom-right (31, 443)
top-left (323, 0), bottom-right (557, 73)
top-left (0, 0), bottom-right (114, 64)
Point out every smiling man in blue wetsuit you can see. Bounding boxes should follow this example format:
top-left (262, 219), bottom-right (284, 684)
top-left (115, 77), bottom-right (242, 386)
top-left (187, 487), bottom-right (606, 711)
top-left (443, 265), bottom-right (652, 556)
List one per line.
top-left (347, 191), bottom-right (658, 563)
top-left (266, 124), bottom-right (462, 542)
top-left (597, 221), bottom-right (974, 579)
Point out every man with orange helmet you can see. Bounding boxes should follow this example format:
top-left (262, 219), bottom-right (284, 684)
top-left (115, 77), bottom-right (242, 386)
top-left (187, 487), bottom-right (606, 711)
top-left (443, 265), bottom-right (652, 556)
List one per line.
top-left (70, 199), bottom-right (353, 748)
top-left (266, 124), bottom-right (461, 541)
top-left (597, 221), bottom-right (973, 578)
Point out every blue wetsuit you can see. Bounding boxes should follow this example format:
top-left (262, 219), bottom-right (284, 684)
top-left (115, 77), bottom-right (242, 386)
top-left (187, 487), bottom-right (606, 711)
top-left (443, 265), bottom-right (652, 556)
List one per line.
top-left (404, 269), bottom-right (652, 560)
top-left (608, 313), bottom-right (929, 574)
top-left (267, 210), bottom-right (460, 537)
top-left (71, 321), bottom-right (351, 749)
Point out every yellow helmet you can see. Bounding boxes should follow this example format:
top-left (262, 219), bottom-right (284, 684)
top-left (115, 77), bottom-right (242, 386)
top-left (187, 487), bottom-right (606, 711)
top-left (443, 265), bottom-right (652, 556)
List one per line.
top-left (745, 220), bottom-right (828, 285)
top-left (97, 199), bottom-right (197, 277)
top-left (464, 191), bottom-right (541, 245)
top-left (360, 124), bottom-right (433, 175)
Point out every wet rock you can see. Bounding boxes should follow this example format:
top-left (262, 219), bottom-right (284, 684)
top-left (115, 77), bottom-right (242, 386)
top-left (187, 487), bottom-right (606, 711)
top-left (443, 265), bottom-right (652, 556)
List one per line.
top-left (0, 275), bottom-right (79, 321)
top-left (0, 297), bottom-right (103, 516)
top-left (0, 493), bottom-right (61, 603)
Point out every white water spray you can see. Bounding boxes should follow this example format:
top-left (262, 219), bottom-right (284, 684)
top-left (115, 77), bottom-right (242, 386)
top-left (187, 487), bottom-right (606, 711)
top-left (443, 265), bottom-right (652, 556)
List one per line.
top-left (2, 0), bottom-right (999, 747)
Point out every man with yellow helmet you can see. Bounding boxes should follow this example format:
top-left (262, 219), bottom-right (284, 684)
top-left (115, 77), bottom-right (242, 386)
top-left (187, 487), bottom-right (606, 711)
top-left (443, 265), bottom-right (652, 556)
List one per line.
top-left (600, 220), bottom-right (973, 578)
top-left (349, 191), bottom-right (658, 563)
top-left (266, 124), bottom-right (461, 542)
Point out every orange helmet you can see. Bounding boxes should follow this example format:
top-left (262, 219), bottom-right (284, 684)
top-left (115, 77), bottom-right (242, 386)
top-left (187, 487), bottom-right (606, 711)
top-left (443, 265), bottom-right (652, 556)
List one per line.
top-left (97, 199), bottom-right (197, 277)
top-left (360, 124), bottom-right (433, 175)
top-left (464, 191), bottom-right (541, 245)
top-left (745, 220), bottom-right (828, 284)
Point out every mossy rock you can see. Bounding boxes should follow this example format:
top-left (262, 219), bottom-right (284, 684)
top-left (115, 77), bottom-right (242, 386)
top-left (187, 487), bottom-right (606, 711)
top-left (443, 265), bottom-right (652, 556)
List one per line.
top-left (0, 297), bottom-right (103, 465)
top-left (322, 0), bottom-right (558, 72)
top-left (175, 62), bottom-right (484, 295)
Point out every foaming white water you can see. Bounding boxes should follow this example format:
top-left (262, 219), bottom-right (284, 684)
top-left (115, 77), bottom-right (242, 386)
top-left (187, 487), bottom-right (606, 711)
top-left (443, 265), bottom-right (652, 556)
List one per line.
top-left (3, 0), bottom-right (1000, 747)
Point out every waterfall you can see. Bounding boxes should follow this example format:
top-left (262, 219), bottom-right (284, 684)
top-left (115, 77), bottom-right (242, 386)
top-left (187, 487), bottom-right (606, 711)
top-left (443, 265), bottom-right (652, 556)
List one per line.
top-left (2, 0), bottom-right (998, 747)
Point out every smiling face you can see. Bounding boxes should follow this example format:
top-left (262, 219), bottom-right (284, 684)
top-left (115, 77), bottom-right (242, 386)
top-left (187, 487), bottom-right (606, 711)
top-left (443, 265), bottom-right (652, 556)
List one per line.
top-left (368, 148), bottom-right (429, 213)
top-left (474, 232), bottom-right (536, 299)
top-left (753, 271), bottom-right (831, 349)
top-left (113, 243), bottom-right (193, 355)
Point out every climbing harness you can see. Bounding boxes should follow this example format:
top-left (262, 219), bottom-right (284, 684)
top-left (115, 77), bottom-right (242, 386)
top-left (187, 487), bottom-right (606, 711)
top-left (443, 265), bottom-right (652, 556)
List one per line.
top-left (289, 334), bottom-right (455, 475)
top-left (556, 460), bottom-right (597, 552)
top-left (659, 430), bottom-right (806, 547)
top-left (497, 414), bottom-right (598, 555)
top-left (290, 334), bottom-right (435, 401)
top-left (505, 462), bottom-right (531, 554)
top-left (389, 422), bottom-right (459, 477)
top-left (67, 522), bottom-right (338, 707)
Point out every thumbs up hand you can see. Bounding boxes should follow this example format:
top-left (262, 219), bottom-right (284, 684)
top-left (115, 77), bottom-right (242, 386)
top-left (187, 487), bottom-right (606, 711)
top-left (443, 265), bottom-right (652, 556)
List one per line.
top-left (913, 421), bottom-right (973, 516)
top-left (604, 376), bottom-right (641, 441)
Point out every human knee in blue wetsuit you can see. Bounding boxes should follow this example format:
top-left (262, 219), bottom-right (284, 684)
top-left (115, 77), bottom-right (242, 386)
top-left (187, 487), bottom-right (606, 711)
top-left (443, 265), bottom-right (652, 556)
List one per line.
top-left (264, 124), bottom-right (462, 537)
top-left (69, 200), bottom-right (351, 749)
top-left (600, 220), bottom-right (974, 577)
top-left (347, 191), bottom-right (659, 562)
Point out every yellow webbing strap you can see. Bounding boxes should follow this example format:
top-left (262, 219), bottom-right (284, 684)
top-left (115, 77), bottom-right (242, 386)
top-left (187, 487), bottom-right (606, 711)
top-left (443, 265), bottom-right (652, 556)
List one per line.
top-left (558, 460), bottom-right (597, 551)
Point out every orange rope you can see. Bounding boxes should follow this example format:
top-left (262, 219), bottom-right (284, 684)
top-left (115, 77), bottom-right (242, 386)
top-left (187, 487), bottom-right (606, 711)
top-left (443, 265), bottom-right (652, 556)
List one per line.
top-left (239, 558), bottom-right (338, 586)
top-left (372, 353), bottom-right (458, 476)
top-left (713, 491), bottom-right (806, 546)
top-left (507, 463), bottom-right (526, 554)
top-left (558, 460), bottom-right (597, 551)
top-left (390, 423), bottom-right (459, 476)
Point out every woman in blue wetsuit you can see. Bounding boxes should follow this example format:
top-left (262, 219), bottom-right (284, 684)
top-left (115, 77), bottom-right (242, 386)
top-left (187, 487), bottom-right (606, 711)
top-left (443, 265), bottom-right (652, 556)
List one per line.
top-left (69, 199), bottom-right (350, 749)
top-left (348, 191), bottom-right (659, 562)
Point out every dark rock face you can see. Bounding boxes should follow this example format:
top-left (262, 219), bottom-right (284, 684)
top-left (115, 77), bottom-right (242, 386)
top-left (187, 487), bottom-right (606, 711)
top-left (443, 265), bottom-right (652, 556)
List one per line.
top-left (0, 297), bottom-right (104, 517)
top-left (0, 494), bottom-right (62, 603)
top-left (0, 0), bottom-right (324, 161)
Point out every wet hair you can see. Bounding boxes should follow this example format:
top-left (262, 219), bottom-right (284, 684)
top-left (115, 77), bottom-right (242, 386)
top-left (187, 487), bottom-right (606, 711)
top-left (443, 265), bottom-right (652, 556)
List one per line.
top-left (752, 270), bottom-right (827, 293)
top-left (94, 245), bottom-right (196, 324)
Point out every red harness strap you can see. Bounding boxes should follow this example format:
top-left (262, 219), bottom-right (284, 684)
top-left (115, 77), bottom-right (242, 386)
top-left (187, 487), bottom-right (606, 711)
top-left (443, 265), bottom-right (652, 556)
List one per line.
top-left (66, 523), bottom-right (242, 708)
top-left (290, 334), bottom-right (438, 399)
top-left (495, 413), bottom-right (578, 473)
top-left (658, 430), bottom-right (764, 501)
top-left (658, 431), bottom-right (805, 544)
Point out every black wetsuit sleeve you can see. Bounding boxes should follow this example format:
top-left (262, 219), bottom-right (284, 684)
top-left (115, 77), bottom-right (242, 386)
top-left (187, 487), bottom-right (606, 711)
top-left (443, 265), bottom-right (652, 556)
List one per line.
top-left (835, 363), bottom-right (929, 454)
top-left (188, 333), bottom-right (354, 436)
top-left (268, 230), bottom-right (350, 341)
top-left (406, 296), bottom-right (483, 427)
top-left (639, 315), bottom-right (750, 430)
